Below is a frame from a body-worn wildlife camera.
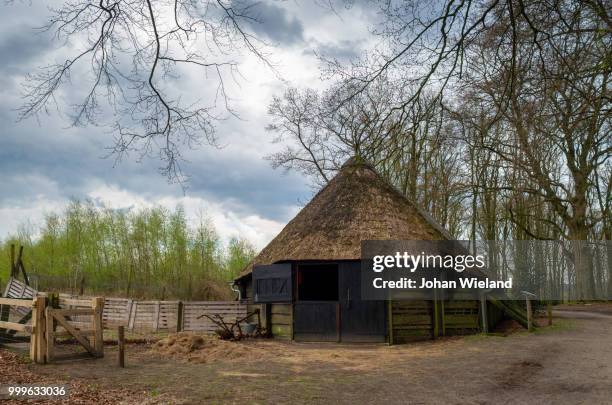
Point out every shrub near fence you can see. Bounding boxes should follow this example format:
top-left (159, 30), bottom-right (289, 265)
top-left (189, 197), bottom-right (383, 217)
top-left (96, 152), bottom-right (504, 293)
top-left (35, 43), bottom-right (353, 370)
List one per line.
top-left (58, 294), bottom-right (247, 333)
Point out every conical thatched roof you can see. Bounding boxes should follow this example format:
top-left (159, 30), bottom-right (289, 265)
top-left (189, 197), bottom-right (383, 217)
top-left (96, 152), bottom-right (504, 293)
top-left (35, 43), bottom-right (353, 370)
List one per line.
top-left (236, 157), bottom-right (453, 280)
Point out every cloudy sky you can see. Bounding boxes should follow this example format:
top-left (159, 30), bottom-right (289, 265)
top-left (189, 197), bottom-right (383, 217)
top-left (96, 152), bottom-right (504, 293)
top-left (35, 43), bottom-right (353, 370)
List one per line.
top-left (0, 0), bottom-right (378, 249)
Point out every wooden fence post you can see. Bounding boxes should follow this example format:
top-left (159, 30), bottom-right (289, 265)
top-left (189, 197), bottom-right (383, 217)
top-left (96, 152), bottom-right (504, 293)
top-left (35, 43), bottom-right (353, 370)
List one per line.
top-left (125, 299), bottom-right (133, 329)
top-left (433, 289), bottom-right (439, 339)
top-left (547, 301), bottom-right (552, 326)
top-left (440, 299), bottom-right (446, 336)
top-left (128, 301), bottom-right (137, 331)
top-left (31, 295), bottom-right (47, 364)
top-left (45, 306), bottom-right (54, 363)
top-left (388, 300), bottom-right (394, 344)
top-left (118, 326), bottom-right (125, 368)
top-left (153, 301), bottom-right (160, 332)
top-left (480, 292), bottom-right (488, 334)
top-left (10, 244), bottom-right (15, 278)
top-left (176, 301), bottom-right (184, 332)
top-left (92, 297), bottom-right (105, 357)
top-left (526, 297), bottom-right (533, 331)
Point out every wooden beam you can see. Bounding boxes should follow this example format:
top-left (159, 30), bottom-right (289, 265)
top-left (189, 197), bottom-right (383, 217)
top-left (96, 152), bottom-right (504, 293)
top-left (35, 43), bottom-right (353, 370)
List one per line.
top-left (290, 303), bottom-right (294, 341)
top-left (336, 302), bottom-right (341, 343)
top-left (0, 320), bottom-right (31, 332)
top-left (51, 311), bottom-right (97, 356)
top-left (153, 301), bottom-right (160, 332)
top-left (46, 307), bottom-right (54, 363)
top-left (53, 329), bottom-right (96, 338)
top-left (480, 292), bottom-right (488, 334)
top-left (441, 299), bottom-right (446, 336)
top-left (128, 301), bottom-right (136, 331)
top-left (118, 326), bottom-right (125, 368)
top-left (30, 296), bottom-right (46, 364)
top-left (547, 301), bottom-right (552, 326)
top-left (0, 297), bottom-right (35, 308)
top-left (17, 246), bottom-right (30, 286)
top-left (92, 297), bottom-right (104, 357)
top-left (176, 301), bottom-right (184, 332)
top-left (526, 297), bottom-right (533, 332)
top-left (50, 308), bottom-right (95, 316)
top-left (433, 289), bottom-right (439, 339)
top-left (60, 298), bottom-right (92, 307)
top-left (10, 244), bottom-right (15, 278)
top-left (388, 300), bottom-right (394, 345)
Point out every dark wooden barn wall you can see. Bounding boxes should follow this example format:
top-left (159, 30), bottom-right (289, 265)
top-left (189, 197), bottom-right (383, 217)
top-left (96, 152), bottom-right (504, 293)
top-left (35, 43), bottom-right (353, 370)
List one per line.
top-left (241, 270), bottom-right (506, 343)
top-left (389, 301), bottom-right (434, 343)
top-left (389, 299), bottom-right (485, 344)
top-left (442, 300), bottom-right (480, 335)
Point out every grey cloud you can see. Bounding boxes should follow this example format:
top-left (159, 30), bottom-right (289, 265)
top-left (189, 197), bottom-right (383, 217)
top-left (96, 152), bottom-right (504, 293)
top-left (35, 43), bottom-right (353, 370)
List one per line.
top-left (242, 1), bottom-right (304, 45)
top-left (0, 109), bottom-right (309, 223)
top-left (0, 29), bottom-right (49, 67)
top-left (310, 39), bottom-right (362, 62)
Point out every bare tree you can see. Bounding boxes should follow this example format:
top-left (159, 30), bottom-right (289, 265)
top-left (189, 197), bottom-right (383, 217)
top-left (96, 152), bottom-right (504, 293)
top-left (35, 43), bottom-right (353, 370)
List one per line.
top-left (18, 0), bottom-right (273, 182)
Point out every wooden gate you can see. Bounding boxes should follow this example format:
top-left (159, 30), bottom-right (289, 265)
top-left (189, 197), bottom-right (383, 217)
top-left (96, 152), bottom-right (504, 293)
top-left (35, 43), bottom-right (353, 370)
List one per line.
top-left (45, 297), bottom-right (104, 362)
top-left (0, 296), bottom-right (47, 363)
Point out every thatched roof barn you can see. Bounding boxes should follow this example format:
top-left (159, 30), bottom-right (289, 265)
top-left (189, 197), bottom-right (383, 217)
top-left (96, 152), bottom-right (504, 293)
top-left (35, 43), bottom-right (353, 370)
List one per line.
top-left (237, 156), bottom-right (452, 280)
top-left (234, 156), bottom-right (496, 343)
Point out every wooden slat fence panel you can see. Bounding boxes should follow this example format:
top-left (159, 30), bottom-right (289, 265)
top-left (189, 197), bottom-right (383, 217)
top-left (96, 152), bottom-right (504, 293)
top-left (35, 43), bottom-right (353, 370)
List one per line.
top-left (3, 278), bottom-right (37, 318)
top-left (182, 302), bottom-right (247, 333)
top-left (102, 298), bottom-right (131, 328)
top-left (128, 301), bottom-right (180, 332)
top-left (56, 294), bottom-right (246, 333)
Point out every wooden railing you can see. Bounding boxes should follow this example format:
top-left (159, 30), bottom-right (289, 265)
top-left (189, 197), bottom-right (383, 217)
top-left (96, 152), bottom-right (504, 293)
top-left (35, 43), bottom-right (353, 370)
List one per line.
top-left (58, 294), bottom-right (247, 333)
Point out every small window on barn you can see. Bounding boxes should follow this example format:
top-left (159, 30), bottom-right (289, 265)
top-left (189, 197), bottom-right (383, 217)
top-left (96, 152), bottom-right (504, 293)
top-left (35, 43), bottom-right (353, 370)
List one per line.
top-left (297, 264), bottom-right (338, 301)
top-left (253, 263), bottom-right (292, 303)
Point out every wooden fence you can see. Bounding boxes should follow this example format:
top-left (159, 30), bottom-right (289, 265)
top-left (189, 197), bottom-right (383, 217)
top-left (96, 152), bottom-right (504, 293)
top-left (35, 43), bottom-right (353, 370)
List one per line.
top-left (58, 294), bottom-right (247, 333)
top-left (0, 295), bottom-right (103, 364)
top-left (3, 278), bottom-right (37, 319)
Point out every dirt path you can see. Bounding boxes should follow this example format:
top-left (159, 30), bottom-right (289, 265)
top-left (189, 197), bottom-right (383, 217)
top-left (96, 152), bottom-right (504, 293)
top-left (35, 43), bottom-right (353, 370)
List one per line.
top-left (15, 311), bottom-right (612, 404)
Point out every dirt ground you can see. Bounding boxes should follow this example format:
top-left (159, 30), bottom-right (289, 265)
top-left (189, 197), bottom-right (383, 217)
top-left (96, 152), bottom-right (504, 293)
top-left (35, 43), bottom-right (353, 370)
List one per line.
top-left (3, 307), bottom-right (612, 404)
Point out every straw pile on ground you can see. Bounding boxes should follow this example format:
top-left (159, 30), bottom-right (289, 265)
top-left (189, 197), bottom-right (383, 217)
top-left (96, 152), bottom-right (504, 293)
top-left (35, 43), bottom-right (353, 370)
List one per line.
top-left (152, 332), bottom-right (266, 363)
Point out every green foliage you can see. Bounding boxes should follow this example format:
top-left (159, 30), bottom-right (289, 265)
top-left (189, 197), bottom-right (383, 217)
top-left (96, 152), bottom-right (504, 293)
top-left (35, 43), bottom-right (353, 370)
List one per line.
top-left (0, 200), bottom-right (257, 300)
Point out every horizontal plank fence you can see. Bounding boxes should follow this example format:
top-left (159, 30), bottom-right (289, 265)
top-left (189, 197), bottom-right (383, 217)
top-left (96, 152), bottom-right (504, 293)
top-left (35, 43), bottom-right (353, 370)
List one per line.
top-left (58, 294), bottom-right (247, 333)
top-left (182, 302), bottom-right (247, 333)
top-left (2, 277), bottom-right (246, 363)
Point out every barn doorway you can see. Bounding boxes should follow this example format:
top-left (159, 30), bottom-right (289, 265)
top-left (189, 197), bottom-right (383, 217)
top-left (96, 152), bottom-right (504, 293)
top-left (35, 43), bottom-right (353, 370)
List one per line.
top-left (293, 264), bottom-right (339, 341)
top-left (297, 264), bottom-right (338, 301)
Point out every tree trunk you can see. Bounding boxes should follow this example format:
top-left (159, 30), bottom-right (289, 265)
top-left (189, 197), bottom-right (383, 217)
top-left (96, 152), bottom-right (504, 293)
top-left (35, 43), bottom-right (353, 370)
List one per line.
top-left (568, 227), bottom-right (595, 301)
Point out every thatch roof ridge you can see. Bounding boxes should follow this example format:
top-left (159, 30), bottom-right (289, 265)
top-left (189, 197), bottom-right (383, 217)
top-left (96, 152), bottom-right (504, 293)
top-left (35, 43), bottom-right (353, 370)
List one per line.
top-left (236, 157), bottom-right (453, 280)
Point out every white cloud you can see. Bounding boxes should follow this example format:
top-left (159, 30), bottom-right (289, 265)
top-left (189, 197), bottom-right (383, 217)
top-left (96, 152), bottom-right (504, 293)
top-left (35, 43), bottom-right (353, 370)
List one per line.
top-left (86, 184), bottom-right (289, 249)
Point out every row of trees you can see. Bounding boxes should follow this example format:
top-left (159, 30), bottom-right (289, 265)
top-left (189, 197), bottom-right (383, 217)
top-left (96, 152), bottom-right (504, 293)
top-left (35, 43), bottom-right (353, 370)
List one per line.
top-left (267, 0), bottom-right (610, 300)
top-left (0, 201), bottom-right (255, 300)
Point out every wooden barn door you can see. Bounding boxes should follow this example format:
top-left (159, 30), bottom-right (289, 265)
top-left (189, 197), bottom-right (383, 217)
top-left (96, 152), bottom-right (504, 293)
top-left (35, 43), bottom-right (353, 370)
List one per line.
top-left (338, 262), bottom-right (386, 342)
